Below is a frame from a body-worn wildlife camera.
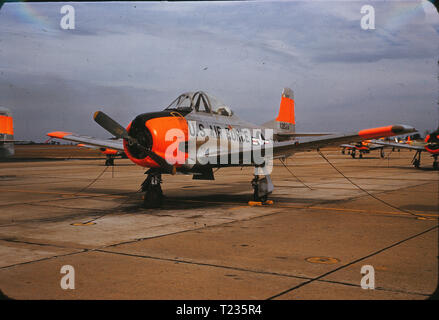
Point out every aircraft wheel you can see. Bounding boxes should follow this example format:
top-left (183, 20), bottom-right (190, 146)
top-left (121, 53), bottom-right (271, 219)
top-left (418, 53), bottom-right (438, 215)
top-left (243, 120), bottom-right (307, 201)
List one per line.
top-left (341, 149), bottom-right (345, 155)
top-left (351, 152), bottom-right (356, 159)
top-left (143, 186), bottom-right (163, 208)
top-left (253, 189), bottom-right (267, 202)
top-left (105, 158), bottom-right (114, 166)
top-left (253, 185), bottom-right (259, 201)
top-left (413, 159), bottom-right (420, 168)
top-left (433, 162), bottom-right (438, 170)
top-left (380, 149), bottom-right (385, 158)
top-left (359, 153), bottom-right (363, 159)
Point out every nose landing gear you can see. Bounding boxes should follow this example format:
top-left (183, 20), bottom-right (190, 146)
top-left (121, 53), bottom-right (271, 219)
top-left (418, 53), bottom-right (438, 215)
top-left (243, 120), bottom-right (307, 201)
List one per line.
top-left (141, 169), bottom-right (163, 208)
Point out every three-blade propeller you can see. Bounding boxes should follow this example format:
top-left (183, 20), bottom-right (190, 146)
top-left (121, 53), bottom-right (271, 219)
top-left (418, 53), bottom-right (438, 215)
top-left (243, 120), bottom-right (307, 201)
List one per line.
top-left (93, 111), bottom-right (176, 174)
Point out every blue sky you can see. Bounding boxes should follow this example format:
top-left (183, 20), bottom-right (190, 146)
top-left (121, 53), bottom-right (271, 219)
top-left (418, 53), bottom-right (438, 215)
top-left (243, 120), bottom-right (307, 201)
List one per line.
top-left (0, 1), bottom-right (438, 141)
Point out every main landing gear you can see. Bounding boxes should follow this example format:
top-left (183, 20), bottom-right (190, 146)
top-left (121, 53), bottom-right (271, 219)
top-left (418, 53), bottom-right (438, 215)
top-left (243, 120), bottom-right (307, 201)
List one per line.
top-left (141, 169), bottom-right (163, 208)
top-left (251, 166), bottom-right (274, 203)
top-left (105, 155), bottom-right (115, 166)
top-left (412, 150), bottom-right (421, 168)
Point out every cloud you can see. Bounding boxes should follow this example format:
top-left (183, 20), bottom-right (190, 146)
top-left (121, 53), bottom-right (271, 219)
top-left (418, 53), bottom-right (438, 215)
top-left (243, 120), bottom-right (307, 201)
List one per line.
top-left (0, 1), bottom-right (438, 141)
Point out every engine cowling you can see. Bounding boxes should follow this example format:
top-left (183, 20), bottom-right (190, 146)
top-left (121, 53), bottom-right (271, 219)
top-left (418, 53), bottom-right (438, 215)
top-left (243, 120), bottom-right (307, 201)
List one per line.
top-left (124, 113), bottom-right (188, 168)
top-left (425, 130), bottom-right (439, 155)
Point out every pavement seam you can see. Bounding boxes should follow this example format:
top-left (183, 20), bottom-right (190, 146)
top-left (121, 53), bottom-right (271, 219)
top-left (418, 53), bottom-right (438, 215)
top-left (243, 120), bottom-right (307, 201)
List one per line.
top-left (93, 248), bottom-right (430, 298)
top-left (266, 224), bottom-right (439, 300)
top-left (0, 249), bottom-right (88, 270)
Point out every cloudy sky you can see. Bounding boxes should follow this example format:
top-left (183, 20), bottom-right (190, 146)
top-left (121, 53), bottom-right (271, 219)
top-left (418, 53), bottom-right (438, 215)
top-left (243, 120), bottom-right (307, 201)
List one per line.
top-left (0, 1), bottom-right (438, 141)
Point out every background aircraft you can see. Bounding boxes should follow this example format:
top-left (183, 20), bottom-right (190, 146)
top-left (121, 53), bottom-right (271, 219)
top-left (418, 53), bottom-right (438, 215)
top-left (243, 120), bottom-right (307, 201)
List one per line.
top-left (340, 140), bottom-right (386, 159)
top-left (0, 107), bottom-right (15, 158)
top-left (371, 128), bottom-right (439, 169)
top-left (47, 88), bottom-right (415, 207)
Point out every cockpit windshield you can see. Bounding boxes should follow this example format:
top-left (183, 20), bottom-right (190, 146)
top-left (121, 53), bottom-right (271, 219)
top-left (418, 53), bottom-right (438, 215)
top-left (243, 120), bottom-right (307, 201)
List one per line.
top-left (165, 91), bottom-right (233, 116)
top-left (166, 93), bottom-right (194, 111)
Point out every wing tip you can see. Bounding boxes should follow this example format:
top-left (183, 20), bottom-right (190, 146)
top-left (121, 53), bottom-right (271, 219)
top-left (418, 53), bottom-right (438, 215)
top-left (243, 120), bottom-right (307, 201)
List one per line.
top-left (47, 131), bottom-right (73, 139)
top-left (358, 125), bottom-right (416, 139)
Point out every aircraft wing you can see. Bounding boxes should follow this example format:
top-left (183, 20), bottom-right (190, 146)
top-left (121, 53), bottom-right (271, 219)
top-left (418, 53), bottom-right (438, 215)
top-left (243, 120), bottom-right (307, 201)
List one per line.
top-left (0, 140), bottom-right (30, 144)
top-left (367, 143), bottom-right (385, 150)
top-left (369, 139), bottom-right (425, 151)
top-left (201, 124), bottom-right (416, 163)
top-left (276, 132), bottom-right (333, 137)
top-left (272, 125), bottom-right (416, 158)
top-left (47, 131), bottom-right (124, 151)
top-left (340, 143), bottom-right (355, 148)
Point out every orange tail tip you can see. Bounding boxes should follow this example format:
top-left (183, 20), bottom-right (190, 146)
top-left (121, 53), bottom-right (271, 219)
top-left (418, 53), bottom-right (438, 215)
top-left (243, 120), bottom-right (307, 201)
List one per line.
top-left (0, 115), bottom-right (14, 135)
top-left (275, 88), bottom-right (295, 125)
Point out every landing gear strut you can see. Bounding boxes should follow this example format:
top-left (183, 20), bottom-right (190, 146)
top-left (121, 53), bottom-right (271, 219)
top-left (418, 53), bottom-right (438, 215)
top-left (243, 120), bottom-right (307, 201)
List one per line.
top-left (105, 155), bottom-right (115, 166)
top-left (251, 166), bottom-right (274, 203)
top-left (433, 155), bottom-right (438, 170)
top-left (351, 150), bottom-right (356, 158)
top-left (141, 169), bottom-right (163, 208)
top-left (412, 150), bottom-right (421, 168)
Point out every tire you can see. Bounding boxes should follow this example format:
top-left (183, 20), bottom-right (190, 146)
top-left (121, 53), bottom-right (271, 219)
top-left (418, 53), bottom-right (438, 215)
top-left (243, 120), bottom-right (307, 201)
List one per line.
top-left (143, 186), bottom-right (163, 208)
top-left (253, 186), bottom-right (259, 201)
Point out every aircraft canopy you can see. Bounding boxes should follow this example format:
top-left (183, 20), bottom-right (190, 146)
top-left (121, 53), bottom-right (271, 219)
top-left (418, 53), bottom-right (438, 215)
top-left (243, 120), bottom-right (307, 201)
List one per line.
top-left (165, 91), bottom-right (233, 116)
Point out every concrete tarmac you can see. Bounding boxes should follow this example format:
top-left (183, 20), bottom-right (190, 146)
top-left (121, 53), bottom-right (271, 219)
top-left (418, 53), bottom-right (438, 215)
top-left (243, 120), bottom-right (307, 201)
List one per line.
top-left (0, 147), bottom-right (437, 299)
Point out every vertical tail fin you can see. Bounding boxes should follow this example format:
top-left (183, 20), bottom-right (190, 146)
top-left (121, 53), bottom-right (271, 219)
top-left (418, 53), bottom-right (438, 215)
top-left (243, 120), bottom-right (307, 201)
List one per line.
top-left (0, 107), bottom-right (15, 158)
top-left (275, 87), bottom-right (295, 133)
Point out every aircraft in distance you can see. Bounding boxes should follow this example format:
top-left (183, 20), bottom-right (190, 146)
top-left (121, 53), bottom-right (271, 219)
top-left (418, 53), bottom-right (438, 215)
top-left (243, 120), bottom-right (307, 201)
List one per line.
top-left (0, 107), bottom-right (16, 158)
top-left (340, 140), bottom-right (386, 159)
top-left (371, 128), bottom-right (439, 169)
top-left (47, 88), bottom-right (416, 207)
top-left (76, 143), bottom-right (127, 166)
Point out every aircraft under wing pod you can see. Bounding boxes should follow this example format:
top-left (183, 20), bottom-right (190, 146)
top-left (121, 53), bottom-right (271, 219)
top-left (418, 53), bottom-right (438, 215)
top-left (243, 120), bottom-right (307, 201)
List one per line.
top-left (47, 88), bottom-right (416, 207)
top-left (370, 129), bottom-right (439, 169)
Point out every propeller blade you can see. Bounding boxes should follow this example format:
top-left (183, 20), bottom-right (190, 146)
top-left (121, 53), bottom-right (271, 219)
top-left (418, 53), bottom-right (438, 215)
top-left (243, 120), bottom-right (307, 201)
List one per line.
top-left (144, 149), bottom-right (176, 174)
top-left (94, 111), bottom-right (130, 139)
top-left (93, 110), bottom-right (175, 174)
